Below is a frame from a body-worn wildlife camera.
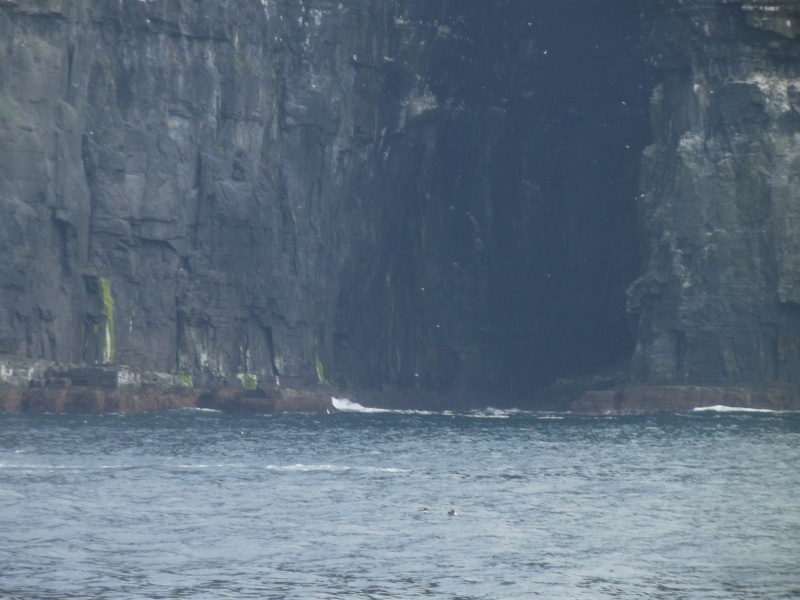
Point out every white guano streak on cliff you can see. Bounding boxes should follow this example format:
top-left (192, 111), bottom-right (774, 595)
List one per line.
top-left (744, 73), bottom-right (800, 119)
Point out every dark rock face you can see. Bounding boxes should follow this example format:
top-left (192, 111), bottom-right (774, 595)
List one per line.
top-left (1, 0), bottom-right (403, 390)
top-left (345, 1), bottom-right (651, 396)
top-left (1, 0), bottom-right (797, 408)
top-left (630, 0), bottom-right (800, 386)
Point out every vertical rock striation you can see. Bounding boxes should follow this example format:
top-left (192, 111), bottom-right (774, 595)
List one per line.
top-left (0, 0), bottom-right (407, 389)
top-left (0, 0), bottom-right (653, 402)
top-left (3, 0), bottom-right (795, 407)
top-left (348, 0), bottom-right (651, 396)
top-left (630, 0), bottom-right (800, 385)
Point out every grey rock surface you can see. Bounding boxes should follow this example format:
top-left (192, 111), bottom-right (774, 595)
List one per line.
top-left (1, 0), bottom-right (404, 390)
top-left (630, 0), bottom-right (800, 385)
top-left (1, 0), bottom-right (798, 406)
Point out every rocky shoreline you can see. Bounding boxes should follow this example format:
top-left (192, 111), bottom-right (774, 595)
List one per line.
top-left (0, 359), bottom-right (335, 415)
top-left (0, 386), bottom-right (337, 416)
top-left (1, 358), bottom-right (798, 416)
top-left (572, 385), bottom-right (800, 416)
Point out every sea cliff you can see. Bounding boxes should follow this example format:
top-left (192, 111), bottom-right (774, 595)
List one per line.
top-left (1, 0), bottom-right (799, 413)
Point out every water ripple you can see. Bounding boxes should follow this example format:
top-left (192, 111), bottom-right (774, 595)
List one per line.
top-left (1, 411), bottom-right (798, 598)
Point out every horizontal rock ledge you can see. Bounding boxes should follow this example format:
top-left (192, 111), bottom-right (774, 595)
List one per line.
top-left (2, 383), bottom-right (798, 416)
top-left (573, 385), bottom-right (800, 416)
top-left (0, 358), bottom-right (336, 415)
top-left (2, 359), bottom-right (799, 416)
top-left (0, 386), bottom-right (337, 415)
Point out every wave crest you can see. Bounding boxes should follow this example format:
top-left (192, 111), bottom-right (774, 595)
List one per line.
top-left (692, 405), bottom-right (782, 414)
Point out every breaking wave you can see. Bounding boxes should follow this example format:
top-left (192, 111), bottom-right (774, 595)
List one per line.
top-left (331, 398), bottom-right (437, 415)
top-left (331, 398), bottom-right (393, 413)
top-left (332, 398), bottom-right (536, 418)
top-left (692, 405), bottom-right (783, 414)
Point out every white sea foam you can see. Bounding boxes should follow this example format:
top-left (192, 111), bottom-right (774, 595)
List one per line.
top-left (465, 412), bottom-right (510, 419)
top-left (264, 463), bottom-right (408, 474)
top-left (465, 407), bottom-right (534, 419)
top-left (331, 397), bottom-right (435, 415)
top-left (266, 463), bottom-right (352, 472)
top-left (692, 405), bottom-right (782, 414)
top-left (332, 397), bottom-right (392, 413)
top-left (332, 397), bottom-right (549, 418)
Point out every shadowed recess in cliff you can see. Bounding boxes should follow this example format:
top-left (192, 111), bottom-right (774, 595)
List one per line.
top-left (335, 0), bottom-right (654, 399)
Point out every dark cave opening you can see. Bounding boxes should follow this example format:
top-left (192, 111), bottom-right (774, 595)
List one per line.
top-left (376, 0), bottom-right (656, 398)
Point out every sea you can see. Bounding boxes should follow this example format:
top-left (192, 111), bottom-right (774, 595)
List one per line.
top-left (1, 399), bottom-right (799, 599)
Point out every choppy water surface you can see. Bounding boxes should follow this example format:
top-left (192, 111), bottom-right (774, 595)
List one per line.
top-left (1, 404), bottom-right (799, 599)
